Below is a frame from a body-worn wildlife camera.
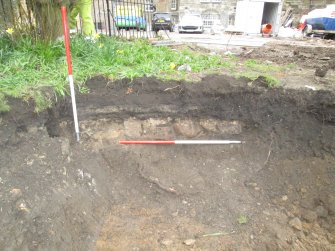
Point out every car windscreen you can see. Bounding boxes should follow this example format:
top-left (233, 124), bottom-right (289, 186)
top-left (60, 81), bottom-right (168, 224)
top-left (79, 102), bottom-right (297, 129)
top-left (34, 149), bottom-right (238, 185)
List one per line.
top-left (154, 13), bottom-right (171, 20)
top-left (182, 15), bottom-right (201, 22)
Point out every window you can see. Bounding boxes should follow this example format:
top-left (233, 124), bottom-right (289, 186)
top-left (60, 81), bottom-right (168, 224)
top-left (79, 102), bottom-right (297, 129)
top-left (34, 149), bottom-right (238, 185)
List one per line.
top-left (171, 0), bottom-right (177, 10)
top-left (145, 0), bottom-right (155, 12)
top-left (202, 12), bottom-right (220, 27)
top-left (200, 0), bottom-right (221, 3)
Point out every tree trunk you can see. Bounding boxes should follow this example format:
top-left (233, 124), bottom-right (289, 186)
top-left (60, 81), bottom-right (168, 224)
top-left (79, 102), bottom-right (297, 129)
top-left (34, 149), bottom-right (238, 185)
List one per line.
top-left (32, 0), bottom-right (64, 41)
top-left (1, 0), bottom-right (71, 41)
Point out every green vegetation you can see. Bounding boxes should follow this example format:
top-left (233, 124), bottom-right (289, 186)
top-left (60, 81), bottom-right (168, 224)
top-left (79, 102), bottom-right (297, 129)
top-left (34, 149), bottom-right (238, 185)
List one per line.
top-left (0, 34), bottom-right (226, 111)
top-left (237, 215), bottom-right (248, 225)
top-left (263, 75), bottom-right (280, 87)
top-left (0, 30), bottom-right (287, 112)
top-left (235, 59), bottom-right (283, 88)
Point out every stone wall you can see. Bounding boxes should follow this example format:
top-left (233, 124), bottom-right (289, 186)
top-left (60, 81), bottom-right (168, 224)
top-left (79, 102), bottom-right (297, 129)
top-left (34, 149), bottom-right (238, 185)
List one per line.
top-left (155, 0), bottom-right (237, 26)
top-left (178, 0), bottom-right (237, 26)
top-left (284, 0), bottom-right (335, 13)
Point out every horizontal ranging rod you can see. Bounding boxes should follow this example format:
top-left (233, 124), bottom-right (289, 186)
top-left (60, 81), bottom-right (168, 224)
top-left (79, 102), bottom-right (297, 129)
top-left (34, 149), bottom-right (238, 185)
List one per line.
top-left (119, 140), bottom-right (242, 145)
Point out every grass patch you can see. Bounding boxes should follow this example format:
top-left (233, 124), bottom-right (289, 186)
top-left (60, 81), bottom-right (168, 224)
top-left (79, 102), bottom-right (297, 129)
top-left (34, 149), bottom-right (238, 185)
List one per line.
top-left (232, 58), bottom-right (283, 88)
top-left (244, 59), bottom-right (281, 72)
top-left (263, 75), bottom-right (280, 87)
top-left (1, 33), bottom-right (288, 111)
top-left (0, 34), bottom-right (229, 111)
top-left (237, 215), bottom-right (248, 225)
top-left (0, 92), bottom-right (10, 113)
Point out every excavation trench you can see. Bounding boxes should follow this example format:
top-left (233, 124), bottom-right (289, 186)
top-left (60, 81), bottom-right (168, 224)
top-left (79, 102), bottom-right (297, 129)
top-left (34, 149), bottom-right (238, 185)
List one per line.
top-left (1, 75), bottom-right (335, 250)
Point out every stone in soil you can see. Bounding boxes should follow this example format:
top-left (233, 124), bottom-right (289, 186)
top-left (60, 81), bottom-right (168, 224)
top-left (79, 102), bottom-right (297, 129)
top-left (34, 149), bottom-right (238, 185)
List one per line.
top-left (289, 217), bottom-right (303, 231)
top-left (315, 205), bottom-right (328, 218)
top-left (302, 210), bottom-right (318, 223)
top-left (183, 239), bottom-right (196, 246)
top-left (161, 239), bottom-right (173, 246)
top-left (173, 119), bottom-right (202, 138)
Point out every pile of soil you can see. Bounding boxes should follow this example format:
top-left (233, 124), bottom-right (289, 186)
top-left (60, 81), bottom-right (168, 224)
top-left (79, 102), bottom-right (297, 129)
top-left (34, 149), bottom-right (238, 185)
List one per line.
top-left (1, 74), bottom-right (335, 250)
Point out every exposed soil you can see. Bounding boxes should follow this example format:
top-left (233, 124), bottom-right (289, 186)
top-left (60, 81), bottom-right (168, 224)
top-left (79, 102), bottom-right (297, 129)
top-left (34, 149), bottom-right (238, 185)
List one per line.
top-left (244, 39), bottom-right (335, 68)
top-left (1, 43), bottom-right (335, 251)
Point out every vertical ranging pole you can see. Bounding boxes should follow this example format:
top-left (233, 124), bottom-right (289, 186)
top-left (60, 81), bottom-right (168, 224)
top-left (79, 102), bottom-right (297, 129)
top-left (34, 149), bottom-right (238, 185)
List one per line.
top-left (61, 6), bottom-right (80, 142)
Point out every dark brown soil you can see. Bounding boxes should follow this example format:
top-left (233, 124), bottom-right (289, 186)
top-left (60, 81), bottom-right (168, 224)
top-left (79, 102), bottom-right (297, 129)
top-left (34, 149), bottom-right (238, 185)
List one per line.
top-left (1, 74), bottom-right (335, 251)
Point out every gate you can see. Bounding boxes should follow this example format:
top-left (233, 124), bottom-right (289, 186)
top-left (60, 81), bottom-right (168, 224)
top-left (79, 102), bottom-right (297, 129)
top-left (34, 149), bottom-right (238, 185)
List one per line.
top-left (93, 0), bottom-right (156, 38)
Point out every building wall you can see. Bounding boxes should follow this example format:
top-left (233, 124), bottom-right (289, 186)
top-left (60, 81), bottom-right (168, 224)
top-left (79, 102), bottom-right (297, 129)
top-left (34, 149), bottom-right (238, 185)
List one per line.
top-left (284, 0), bottom-right (335, 13)
top-left (153, 0), bottom-right (334, 29)
top-left (158, 0), bottom-right (238, 26)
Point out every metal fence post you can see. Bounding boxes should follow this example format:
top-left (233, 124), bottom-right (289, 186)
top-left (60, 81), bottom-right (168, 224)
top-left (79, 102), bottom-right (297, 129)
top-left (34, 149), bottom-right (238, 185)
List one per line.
top-left (105, 0), bottom-right (112, 36)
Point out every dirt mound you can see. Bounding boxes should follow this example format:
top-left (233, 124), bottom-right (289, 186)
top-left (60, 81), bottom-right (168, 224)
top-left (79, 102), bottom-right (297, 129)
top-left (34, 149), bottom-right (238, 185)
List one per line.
top-left (1, 75), bottom-right (335, 250)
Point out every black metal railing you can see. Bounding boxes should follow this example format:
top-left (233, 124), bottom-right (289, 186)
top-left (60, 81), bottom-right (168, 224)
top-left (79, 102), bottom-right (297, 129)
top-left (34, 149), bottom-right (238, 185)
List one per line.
top-left (92, 0), bottom-right (156, 38)
top-left (0, 0), bottom-right (156, 39)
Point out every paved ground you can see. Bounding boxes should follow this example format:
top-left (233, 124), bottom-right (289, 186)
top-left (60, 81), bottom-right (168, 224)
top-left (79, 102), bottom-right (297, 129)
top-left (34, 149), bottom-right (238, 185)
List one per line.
top-left (156, 30), bottom-right (273, 49)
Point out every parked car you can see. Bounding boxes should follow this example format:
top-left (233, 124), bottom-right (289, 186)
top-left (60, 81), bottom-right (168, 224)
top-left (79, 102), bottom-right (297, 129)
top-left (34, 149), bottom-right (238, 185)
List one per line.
top-left (178, 14), bottom-right (204, 33)
top-left (115, 16), bottom-right (147, 31)
top-left (151, 12), bottom-right (174, 32)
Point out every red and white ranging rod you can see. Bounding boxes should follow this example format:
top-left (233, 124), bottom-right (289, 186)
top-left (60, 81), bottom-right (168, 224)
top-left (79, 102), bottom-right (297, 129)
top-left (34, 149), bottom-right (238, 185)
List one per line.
top-left (119, 140), bottom-right (242, 145)
top-left (61, 6), bottom-right (80, 142)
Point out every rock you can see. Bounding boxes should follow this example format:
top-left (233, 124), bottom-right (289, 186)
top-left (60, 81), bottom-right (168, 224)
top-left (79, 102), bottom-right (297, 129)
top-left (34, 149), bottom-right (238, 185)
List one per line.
top-left (177, 64), bottom-right (192, 72)
top-left (315, 205), bottom-right (328, 218)
top-left (296, 231), bottom-right (305, 241)
top-left (199, 119), bottom-right (218, 132)
top-left (161, 239), bottom-right (173, 246)
top-left (173, 119), bottom-right (202, 138)
top-left (325, 195), bottom-right (335, 214)
top-left (10, 188), bottom-right (22, 199)
top-left (320, 220), bottom-right (332, 231)
top-left (289, 217), bottom-right (302, 231)
top-left (282, 195), bottom-right (288, 201)
top-left (60, 138), bottom-right (70, 156)
top-left (329, 60), bottom-right (335, 69)
top-left (142, 118), bottom-right (174, 139)
top-left (302, 210), bottom-right (318, 223)
top-left (183, 239), bottom-right (196, 246)
top-left (16, 199), bottom-right (30, 213)
top-left (319, 57), bottom-right (331, 60)
top-left (300, 188), bottom-right (307, 194)
top-left (299, 52), bottom-right (313, 58)
top-left (327, 233), bottom-right (335, 243)
top-left (275, 229), bottom-right (293, 243)
top-left (310, 232), bottom-right (319, 240)
top-left (124, 118), bottom-right (142, 138)
top-left (315, 65), bottom-right (329, 77)
top-left (217, 121), bottom-right (242, 135)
